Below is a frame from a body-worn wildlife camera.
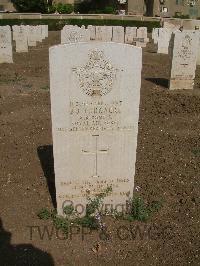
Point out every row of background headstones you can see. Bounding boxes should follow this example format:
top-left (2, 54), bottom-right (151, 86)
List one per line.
top-left (152, 25), bottom-right (200, 64)
top-left (152, 24), bottom-right (200, 90)
top-left (0, 25), bottom-right (48, 63)
top-left (1, 23), bottom-right (199, 92)
top-left (0, 24), bottom-right (149, 64)
top-left (61, 25), bottom-right (149, 47)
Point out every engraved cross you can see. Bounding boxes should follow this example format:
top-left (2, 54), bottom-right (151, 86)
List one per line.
top-left (82, 135), bottom-right (109, 178)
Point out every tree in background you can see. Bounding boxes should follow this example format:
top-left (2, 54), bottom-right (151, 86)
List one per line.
top-left (75, 0), bottom-right (118, 14)
top-left (144, 0), bottom-right (154, 16)
top-left (11, 0), bottom-right (48, 13)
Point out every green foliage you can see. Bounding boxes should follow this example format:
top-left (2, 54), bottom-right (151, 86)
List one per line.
top-left (173, 13), bottom-right (190, 19)
top-left (38, 194), bottom-right (162, 236)
top-left (74, 1), bottom-right (91, 14)
top-left (52, 216), bottom-right (69, 233)
top-left (63, 205), bottom-right (74, 216)
top-left (86, 186), bottom-right (112, 217)
top-left (48, 5), bottom-right (56, 14)
top-left (149, 200), bottom-right (163, 213)
top-left (11, 0), bottom-right (48, 13)
top-left (104, 6), bottom-right (116, 14)
top-left (75, 216), bottom-right (99, 229)
top-left (54, 3), bottom-right (73, 14)
top-left (192, 148), bottom-right (200, 156)
top-left (37, 208), bottom-right (51, 220)
top-left (38, 186), bottom-right (112, 233)
top-left (0, 19), bottom-right (160, 32)
top-left (131, 197), bottom-right (150, 221)
top-left (125, 197), bottom-right (163, 222)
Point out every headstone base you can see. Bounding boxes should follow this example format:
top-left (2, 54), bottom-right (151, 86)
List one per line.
top-left (169, 79), bottom-right (194, 90)
top-left (157, 48), bottom-right (169, 54)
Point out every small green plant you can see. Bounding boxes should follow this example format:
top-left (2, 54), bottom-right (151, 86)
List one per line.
top-left (125, 197), bottom-right (163, 222)
top-left (130, 197), bottom-right (150, 221)
top-left (192, 148), bottom-right (200, 156)
top-left (63, 205), bottom-right (74, 216)
top-left (0, 72), bottom-right (24, 84)
top-left (52, 215), bottom-right (69, 234)
top-left (13, 72), bottom-right (24, 82)
top-left (38, 190), bottom-right (162, 235)
top-left (75, 216), bottom-right (99, 229)
top-left (173, 13), bottom-right (190, 19)
top-left (86, 186), bottom-right (112, 216)
top-left (76, 186), bottom-right (112, 229)
top-left (149, 200), bottom-right (163, 213)
top-left (37, 208), bottom-right (51, 220)
top-left (38, 186), bottom-right (112, 233)
top-left (41, 85), bottom-right (49, 90)
top-left (23, 83), bottom-right (33, 90)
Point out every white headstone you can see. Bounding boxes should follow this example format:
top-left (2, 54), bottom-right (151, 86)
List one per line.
top-left (61, 27), bottom-right (90, 44)
top-left (137, 27), bottom-right (148, 41)
top-left (195, 30), bottom-right (200, 65)
top-left (134, 27), bottom-right (149, 48)
top-left (95, 26), bottom-right (104, 41)
top-left (112, 26), bottom-right (124, 43)
top-left (41, 25), bottom-right (47, 40)
top-left (0, 26), bottom-right (13, 63)
top-left (170, 31), bottom-right (199, 90)
top-left (157, 28), bottom-right (172, 54)
top-left (28, 26), bottom-right (37, 47)
top-left (49, 42), bottom-right (142, 216)
top-left (13, 25), bottom-right (28, 53)
top-left (45, 25), bottom-right (48, 38)
top-left (95, 26), bottom-right (113, 42)
top-left (125, 27), bottom-right (137, 44)
top-left (152, 28), bottom-right (159, 44)
top-left (163, 21), bottom-right (180, 31)
top-left (87, 25), bottom-right (96, 40)
top-left (36, 25), bottom-right (43, 42)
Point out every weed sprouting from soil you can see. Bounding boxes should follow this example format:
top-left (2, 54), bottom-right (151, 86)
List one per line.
top-left (37, 186), bottom-right (113, 235)
top-left (38, 187), bottom-right (163, 236)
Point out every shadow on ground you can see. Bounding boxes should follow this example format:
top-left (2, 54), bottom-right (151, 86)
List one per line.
top-left (0, 218), bottom-right (54, 265)
top-left (37, 145), bottom-right (56, 208)
top-left (146, 77), bottom-right (169, 88)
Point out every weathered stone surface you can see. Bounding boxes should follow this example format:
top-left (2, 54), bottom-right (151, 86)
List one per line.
top-left (125, 27), bottom-right (137, 44)
top-left (152, 28), bottom-right (159, 44)
top-left (61, 26), bottom-right (90, 44)
top-left (112, 26), bottom-right (124, 43)
top-left (137, 27), bottom-right (148, 42)
top-left (0, 26), bottom-right (13, 63)
top-left (34, 25), bottom-right (42, 43)
top-left (163, 21), bottom-right (180, 30)
top-left (95, 26), bottom-right (113, 42)
top-left (169, 31), bottom-right (199, 90)
top-left (28, 26), bottom-right (37, 47)
top-left (87, 25), bottom-right (96, 40)
top-left (157, 28), bottom-right (172, 54)
top-left (49, 42), bottom-right (142, 215)
top-left (195, 30), bottom-right (200, 65)
top-left (41, 25), bottom-right (48, 39)
top-left (13, 25), bottom-right (28, 53)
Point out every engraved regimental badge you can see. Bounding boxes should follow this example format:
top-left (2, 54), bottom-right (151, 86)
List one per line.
top-left (73, 49), bottom-right (117, 97)
top-left (68, 30), bottom-right (82, 43)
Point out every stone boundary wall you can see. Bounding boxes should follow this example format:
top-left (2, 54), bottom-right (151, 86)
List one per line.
top-left (0, 13), bottom-right (161, 21)
top-left (1, 14), bottom-right (200, 30)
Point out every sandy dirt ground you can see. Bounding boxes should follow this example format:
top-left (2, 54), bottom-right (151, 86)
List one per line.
top-left (0, 31), bottom-right (199, 266)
